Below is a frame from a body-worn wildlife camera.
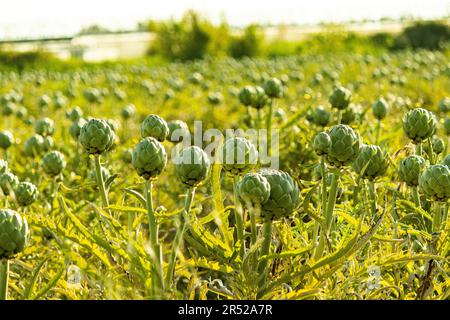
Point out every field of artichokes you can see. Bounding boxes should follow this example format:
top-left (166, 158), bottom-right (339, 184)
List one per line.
top-left (0, 50), bottom-right (449, 300)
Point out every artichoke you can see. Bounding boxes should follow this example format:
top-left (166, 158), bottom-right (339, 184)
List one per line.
top-left (313, 132), bottom-right (331, 156)
top-left (237, 172), bottom-right (271, 205)
top-left (66, 107), bottom-right (83, 122)
top-left (423, 136), bottom-right (445, 155)
top-left (0, 172), bottom-right (19, 195)
top-left (444, 118), bottom-right (450, 136)
top-left (0, 209), bottom-right (29, 259)
top-left (313, 106), bottom-right (330, 127)
top-left (79, 119), bottom-right (115, 155)
top-left (121, 104), bottom-right (136, 120)
top-left (329, 86), bottom-right (352, 110)
top-left (220, 137), bottom-right (258, 176)
top-left (438, 97), bottom-right (450, 113)
top-left (132, 137), bottom-right (167, 180)
top-left (326, 124), bottom-right (362, 167)
top-left (353, 144), bottom-right (388, 180)
top-left (259, 169), bottom-right (300, 221)
top-left (238, 86), bottom-right (256, 106)
top-left (419, 164), bottom-right (450, 201)
top-left (372, 97), bottom-right (388, 120)
top-left (167, 120), bottom-right (190, 143)
top-left (15, 181), bottom-right (38, 206)
top-left (341, 105), bottom-right (357, 125)
top-left (34, 117), bottom-right (55, 136)
top-left (69, 118), bottom-right (87, 140)
top-left (402, 108), bottom-right (437, 144)
top-left (0, 130), bottom-right (13, 149)
top-left (263, 78), bottom-right (284, 99)
top-left (24, 134), bottom-right (45, 156)
top-left (174, 146), bottom-right (209, 187)
top-left (140, 114), bottom-right (169, 142)
top-left (250, 86), bottom-right (267, 109)
top-left (41, 151), bottom-right (66, 177)
top-left (398, 155), bottom-right (427, 187)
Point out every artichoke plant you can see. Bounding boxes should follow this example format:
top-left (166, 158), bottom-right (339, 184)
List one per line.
top-left (140, 114), bottom-right (169, 142)
top-left (41, 151), bottom-right (66, 177)
top-left (79, 119), bottom-right (115, 155)
top-left (15, 182), bottom-right (38, 207)
top-left (174, 146), bottom-right (209, 187)
top-left (121, 104), bottom-right (136, 120)
top-left (438, 97), bottom-right (450, 113)
top-left (329, 86), bottom-right (352, 110)
top-left (132, 137), bottom-right (167, 180)
top-left (259, 169), bottom-right (300, 221)
top-left (313, 132), bottom-right (331, 156)
top-left (34, 118), bottom-right (55, 136)
top-left (250, 86), bottom-right (267, 109)
top-left (326, 124), bottom-right (362, 167)
top-left (419, 164), bottom-right (450, 201)
top-left (402, 108), bottom-right (437, 144)
top-left (263, 78), bottom-right (284, 99)
top-left (237, 172), bottom-right (271, 206)
top-left (220, 137), bottom-right (258, 176)
top-left (398, 155), bottom-right (427, 187)
top-left (313, 106), bottom-right (331, 127)
top-left (353, 144), bottom-right (388, 180)
top-left (0, 172), bottom-right (19, 195)
top-left (0, 209), bottom-right (29, 300)
top-left (372, 97), bottom-right (388, 120)
top-left (167, 120), bottom-right (190, 143)
top-left (23, 134), bottom-right (45, 157)
top-left (238, 86), bottom-right (256, 107)
top-left (0, 131), bottom-right (13, 150)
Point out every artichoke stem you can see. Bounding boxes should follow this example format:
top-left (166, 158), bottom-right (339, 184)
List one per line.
top-left (144, 180), bottom-right (164, 295)
top-left (368, 181), bottom-right (377, 218)
top-left (432, 202), bottom-right (442, 233)
top-left (266, 99), bottom-right (274, 151)
top-left (416, 143), bottom-right (422, 156)
top-left (165, 187), bottom-right (196, 288)
top-left (257, 109), bottom-right (262, 131)
top-left (0, 259), bottom-right (9, 300)
top-left (325, 172), bottom-right (339, 235)
top-left (412, 187), bottom-right (421, 208)
top-left (233, 176), bottom-right (245, 257)
top-left (426, 138), bottom-right (435, 165)
top-left (375, 120), bottom-right (381, 145)
top-left (257, 221), bottom-right (273, 287)
top-left (94, 156), bottom-right (110, 215)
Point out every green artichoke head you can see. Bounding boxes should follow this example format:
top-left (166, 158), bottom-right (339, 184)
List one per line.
top-left (167, 120), bottom-right (190, 144)
top-left (0, 209), bottom-right (29, 259)
top-left (121, 104), bottom-right (136, 120)
top-left (140, 114), bottom-right (169, 142)
top-left (263, 77), bottom-right (284, 99)
top-left (352, 144), bottom-right (389, 180)
top-left (79, 119), bottom-right (115, 155)
top-left (41, 151), bottom-right (66, 177)
top-left (132, 137), bottom-right (167, 180)
top-left (326, 124), bottom-right (362, 167)
top-left (423, 136), bottom-right (445, 155)
top-left (66, 106), bottom-right (83, 122)
top-left (313, 106), bottom-right (330, 127)
top-left (34, 117), bottom-right (55, 136)
top-left (238, 86), bottom-right (256, 106)
top-left (174, 146), bottom-right (210, 187)
top-left (0, 130), bottom-right (13, 150)
top-left (237, 172), bottom-right (271, 206)
top-left (419, 164), bottom-right (450, 201)
top-left (0, 172), bottom-right (19, 195)
top-left (220, 137), bottom-right (258, 176)
top-left (15, 181), bottom-right (38, 207)
top-left (329, 86), bottom-right (352, 110)
top-left (340, 105), bottom-right (357, 125)
top-left (398, 155), bottom-right (427, 187)
top-left (313, 132), bottom-right (332, 156)
top-left (24, 134), bottom-right (45, 157)
top-left (250, 86), bottom-right (268, 109)
top-left (372, 97), bottom-right (388, 120)
top-left (442, 154), bottom-right (450, 167)
top-left (402, 108), bottom-right (437, 144)
top-left (259, 169), bottom-right (300, 221)
top-left (438, 97), bottom-right (450, 113)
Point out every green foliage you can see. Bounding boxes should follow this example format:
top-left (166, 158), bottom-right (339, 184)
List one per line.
top-left (392, 21), bottom-right (450, 50)
top-left (229, 25), bottom-right (264, 58)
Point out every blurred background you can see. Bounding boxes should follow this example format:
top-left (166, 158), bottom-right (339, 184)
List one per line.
top-left (0, 0), bottom-right (449, 65)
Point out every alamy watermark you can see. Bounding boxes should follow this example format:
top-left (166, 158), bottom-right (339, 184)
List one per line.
top-left (170, 121), bottom-right (280, 169)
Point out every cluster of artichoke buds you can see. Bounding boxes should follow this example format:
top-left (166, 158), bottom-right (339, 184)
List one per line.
top-left (237, 169), bottom-right (300, 221)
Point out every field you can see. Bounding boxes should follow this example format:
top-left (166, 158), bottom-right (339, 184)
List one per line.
top-left (0, 47), bottom-right (449, 300)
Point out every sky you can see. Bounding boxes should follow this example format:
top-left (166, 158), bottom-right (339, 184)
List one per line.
top-left (1, 0), bottom-right (449, 40)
